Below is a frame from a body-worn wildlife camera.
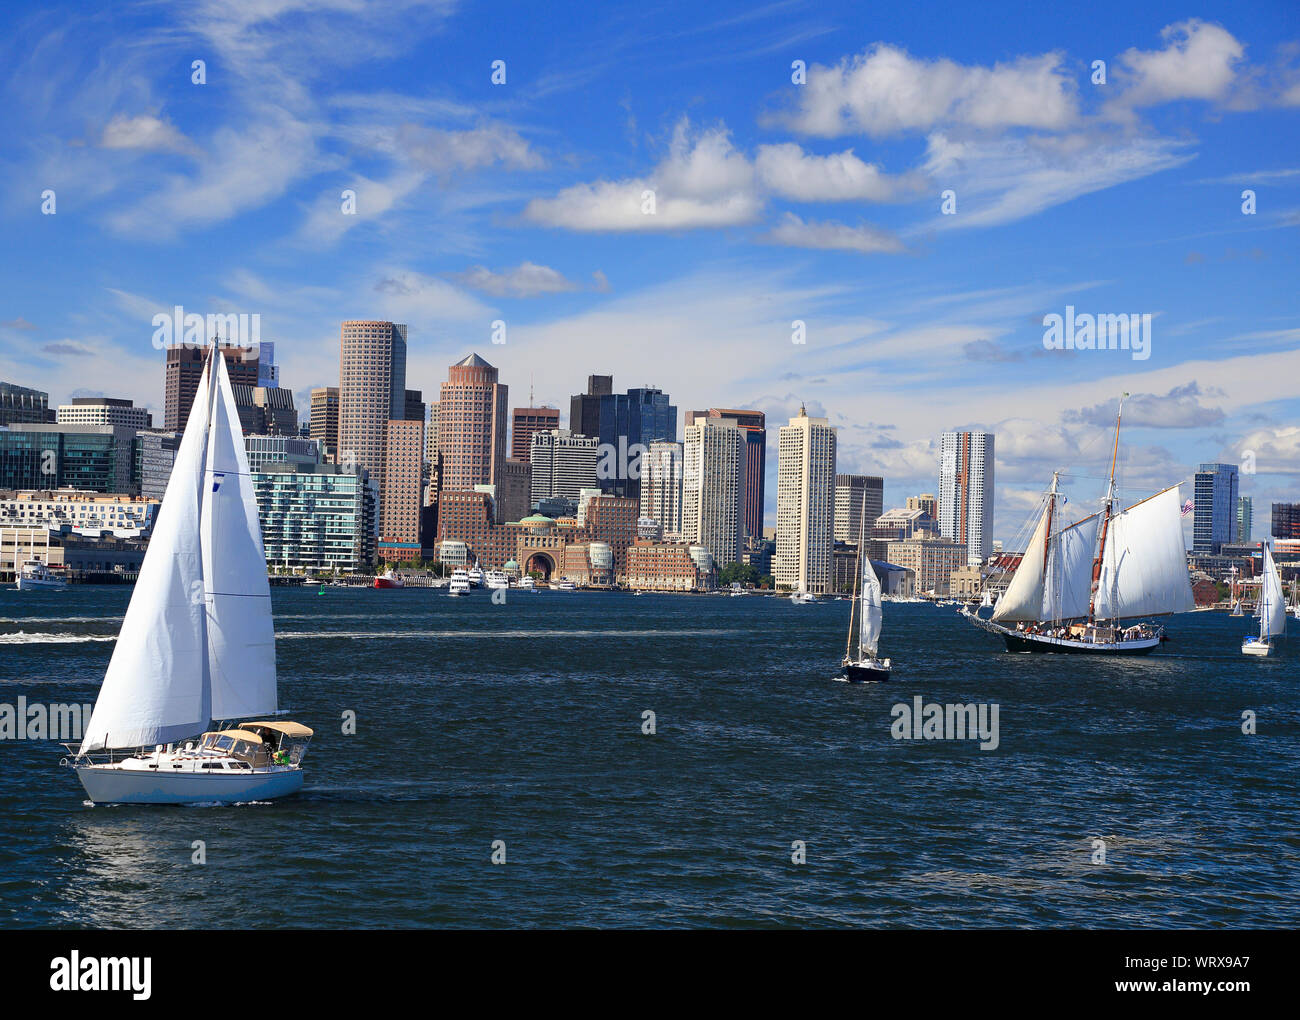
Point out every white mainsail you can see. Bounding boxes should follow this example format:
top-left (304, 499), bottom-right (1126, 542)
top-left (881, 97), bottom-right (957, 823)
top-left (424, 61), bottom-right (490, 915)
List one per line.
top-left (992, 500), bottom-right (1049, 623)
top-left (1043, 514), bottom-right (1100, 621)
top-left (203, 351), bottom-right (277, 720)
top-left (1260, 544), bottom-right (1287, 641)
top-left (860, 563), bottom-right (883, 657)
top-left (1094, 486), bottom-right (1195, 621)
top-left (79, 363), bottom-right (214, 753)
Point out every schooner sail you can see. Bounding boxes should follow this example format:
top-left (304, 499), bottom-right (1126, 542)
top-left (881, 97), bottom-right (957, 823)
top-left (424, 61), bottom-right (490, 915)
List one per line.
top-left (68, 345), bottom-right (312, 804)
top-left (977, 395), bottom-right (1194, 655)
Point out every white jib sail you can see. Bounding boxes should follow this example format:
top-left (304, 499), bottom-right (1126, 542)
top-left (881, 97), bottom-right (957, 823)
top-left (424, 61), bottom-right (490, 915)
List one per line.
top-left (79, 363), bottom-right (213, 752)
top-left (992, 500), bottom-right (1050, 622)
top-left (1261, 544), bottom-right (1287, 641)
top-left (1094, 486), bottom-right (1195, 620)
top-left (860, 563), bottom-right (883, 657)
top-left (203, 350), bottom-right (278, 721)
top-left (1043, 514), bottom-right (1100, 621)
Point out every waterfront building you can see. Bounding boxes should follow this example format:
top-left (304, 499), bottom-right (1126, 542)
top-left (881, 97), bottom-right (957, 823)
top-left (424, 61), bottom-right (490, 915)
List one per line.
top-left (598, 386), bottom-right (677, 500)
top-left (0, 525), bottom-right (148, 581)
top-left (309, 386), bottom-right (339, 461)
top-left (1193, 463), bottom-right (1239, 553)
top-left (511, 406), bottom-right (561, 463)
top-left (682, 417), bottom-right (744, 569)
top-left (0, 424), bottom-right (137, 493)
top-left (379, 418), bottom-right (424, 562)
top-left (1237, 496), bottom-right (1253, 545)
top-left (253, 462), bottom-right (375, 572)
top-left (530, 429), bottom-right (599, 504)
top-left (244, 435), bottom-right (320, 472)
top-left (741, 536), bottom-right (774, 577)
top-left (938, 431), bottom-right (994, 567)
top-left (56, 397), bottom-right (152, 430)
top-left (775, 406), bottom-right (836, 594)
top-left (686, 408), bottom-right (766, 540)
top-left (834, 473), bottom-right (885, 543)
top-left (639, 440), bottom-right (683, 538)
top-left (569, 374), bottom-right (612, 440)
top-left (338, 320), bottom-right (407, 521)
top-left (165, 344), bottom-right (258, 431)
top-left (134, 429), bottom-right (181, 499)
top-left (0, 382), bottom-right (54, 426)
top-left (0, 489), bottom-right (159, 538)
top-left (885, 536), bottom-right (967, 595)
top-left (625, 540), bottom-right (712, 591)
top-left (438, 353), bottom-right (508, 495)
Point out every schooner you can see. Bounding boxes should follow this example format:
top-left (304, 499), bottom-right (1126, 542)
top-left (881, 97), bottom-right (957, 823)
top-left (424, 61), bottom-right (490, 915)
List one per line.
top-left (973, 395), bottom-right (1194, 654)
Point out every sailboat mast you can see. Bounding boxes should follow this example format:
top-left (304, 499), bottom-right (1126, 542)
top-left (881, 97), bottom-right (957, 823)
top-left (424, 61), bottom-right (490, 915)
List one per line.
top-left (1088, 393), bottom-right (1126, 623)
top-left (846, 484), bottom-right (868, 660)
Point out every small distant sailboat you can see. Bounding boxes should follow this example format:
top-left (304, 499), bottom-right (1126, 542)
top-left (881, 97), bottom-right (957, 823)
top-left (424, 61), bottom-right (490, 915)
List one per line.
top-left (1242, 543), bottom-right (1285, 657)
top-left (66, 346), bottom-right (311, 804)
top-left (841, 487), bottom-right (890, 682)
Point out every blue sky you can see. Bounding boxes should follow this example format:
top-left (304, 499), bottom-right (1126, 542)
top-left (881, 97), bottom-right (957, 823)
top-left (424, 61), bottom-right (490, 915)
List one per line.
top-left (1, 0), bottom-right (1298, 541)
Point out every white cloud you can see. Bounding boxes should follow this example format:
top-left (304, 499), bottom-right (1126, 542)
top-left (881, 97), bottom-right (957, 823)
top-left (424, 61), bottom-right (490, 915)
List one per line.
top-left (100, 113), bottom-right (197, 156)
top-left (754, 143), bottom-right (921, 201)
top-left (1113, 20), bottom-right (1245, 108)
top-left (760, 212), bottom-right (905, 254)
top-left (453, 262), bottom-right (580, 297)
top-left (1064, 383), bottom-right (1226, 429)
top-left (1227, 425), bottom-right (1300, 476)
top-left (771, 44), bottom-right (1078, 137)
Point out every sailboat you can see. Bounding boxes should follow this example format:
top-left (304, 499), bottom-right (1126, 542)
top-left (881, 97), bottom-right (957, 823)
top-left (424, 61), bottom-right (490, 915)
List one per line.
top-left (65, 345), bottom-right (311, 804)
top-left (973, 396), bottom-right (1193, 654)
top-left (1229, 567), bottom-right (1244, 616)
top-left (1242, 543), bottom-right (1285, 657)
top-left (841, 487), bottom-right (890, 681)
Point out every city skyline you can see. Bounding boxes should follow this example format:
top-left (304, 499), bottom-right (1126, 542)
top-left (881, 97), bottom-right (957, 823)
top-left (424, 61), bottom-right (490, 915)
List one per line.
top-left (1, 2), bottom-right (1298, 546)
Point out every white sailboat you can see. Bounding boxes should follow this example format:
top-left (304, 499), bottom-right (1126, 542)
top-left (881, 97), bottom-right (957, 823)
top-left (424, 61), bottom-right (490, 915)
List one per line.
top-left (1242, 543), bottom-right (1285, 657)
top-left (974, 396), bottom-right (1193, 654)
top-left (66, 346), bottom-right (311, 804)
top-left (841, 486), bottom-right (890, 681)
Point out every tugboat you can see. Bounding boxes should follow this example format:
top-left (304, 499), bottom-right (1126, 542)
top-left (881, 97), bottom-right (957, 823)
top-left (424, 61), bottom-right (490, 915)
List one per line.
top-left (840, 486), bottom-right (891, 682)
top-left (373, 568), bottom-right (404, 589)
top-left (971, 395), bottom-right (1193, 654)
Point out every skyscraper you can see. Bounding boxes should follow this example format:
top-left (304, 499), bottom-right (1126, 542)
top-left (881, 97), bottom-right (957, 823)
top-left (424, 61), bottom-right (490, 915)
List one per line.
top-left (437, 353), bottom-right (508, 494)
top-left (682, 417), bottom-right (745, 569)
top-left (1237, 495), bottom-right (1253, 544)
top-left (379, 417), bottom-right (424, 561)
top-left (337, 320), bottom-right (407, 492)
top-left (165, 344), bottom-right (259, 430)
top-left (569, 374), bottom-right (612, 438)
top-left (640, 440), bottom-right (684, 538)
top-left (775, 407), bottom-right (837, 594)
top-left (1193, 463), bottom-right (1239, 553)
top-left (511, 406), bottom-right (561, 462)
top-left (530, 429), bottom-right (600, 504)
top-left (938, 431), bottom-right (994, 567)
top-left (686, 408), bottom-right (766, 540)
top-left (404, 389), bottom-right (425, 424)
top-left (834, 474), bottom-right (885, 543)
top-left (1273, 502), bottom-right (1300, 540)
top-left (598, 386), bottom-right (677, 500)
top-left (309, 386), bottom-right (339, 461)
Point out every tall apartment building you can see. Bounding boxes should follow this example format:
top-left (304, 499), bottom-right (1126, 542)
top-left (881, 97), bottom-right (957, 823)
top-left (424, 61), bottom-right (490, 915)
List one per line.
top-left (938, 431), bottom-right (994, 567)
top-left (530, 429), bottom-right (599, 504)
top-left (309, 386), bottom-right (339, 460)
top-left (379, 418), bottom-right (424, 561)
top-left (56, 397), bottom-right (152, 430)
top-left (164, 344), bottom-right (259, 431)
top-left (437, 353), bottom-right (508, 494)
top-left (1193, 463), bottom-right (1239, 553)
top-left (834, 474), bottom-right (885, 543)
top-left (338, 320), bottom-right (406, 528)
top-left (425, 401), bottom-right (441, 504)
top-left (569, 374), bottom-right (613, 439)
top-left (640, 440), bottom-right (684, 538)
top-left (598, 386), bottom-right (677, 500)
top-left (253, 462), bottom-right (375, 572)
top-left (511, 406), bottom-right (561, 463)
top-left (0, 382), bottom-right (55, 426)
top-left (497, 458), bottom-right (533, 523)
top-left (1237, 496), bottom-right (1253, 544)
top-left (686, 408), bottom-right (766, 540)
top-left (775, 407), bottom-right (837, 594)
top-left (682, 417), bottom-right (744, 569)
top-left (1271, 502), bottom-right (1300, 541)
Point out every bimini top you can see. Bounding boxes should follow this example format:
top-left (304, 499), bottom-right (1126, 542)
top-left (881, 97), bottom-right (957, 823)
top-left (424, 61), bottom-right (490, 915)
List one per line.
top-left (210, 729), bottom-right (266, 743)
top-left (240, 720), bottom-right (314, 739)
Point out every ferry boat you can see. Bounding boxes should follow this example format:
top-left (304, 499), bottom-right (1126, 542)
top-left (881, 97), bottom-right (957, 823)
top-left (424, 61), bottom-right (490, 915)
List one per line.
top-left (373, 568), bottom-right (404, 589)
top-left (553, 578), bottom-right (576, 591)
top-left (448, 568), bottom-right (471, 596)
top-left (485, 570), bottom-right (510, 591)
top-left (65, 345), bottom-right (311, 804)
top-left (1242, 542), bottom-right (1285, 657)
top-left (972, 395), bottom-right (1192, 655)
top-left (16, 559), bottom-right (68, 591)
top-left (514, 575), bottom-right (536, 591)
top-left (467, 565), bottom-right (484, 588)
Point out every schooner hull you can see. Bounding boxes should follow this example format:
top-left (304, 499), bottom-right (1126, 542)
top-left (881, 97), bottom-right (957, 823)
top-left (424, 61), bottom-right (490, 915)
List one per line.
top-left (76, 765), bottom-right (303, 805)
top-left (999, 630), bottom-right (1161, 655)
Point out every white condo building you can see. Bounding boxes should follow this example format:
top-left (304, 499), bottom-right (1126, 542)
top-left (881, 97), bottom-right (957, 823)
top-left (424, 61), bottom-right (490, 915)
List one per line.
top-left (682, 419), bottom-right (743, 568)
top-left (639, 440), bottom-right (684, 539)
top-left (56, 398), bottom-right (152, 430)
top-left (938, 430), bottom-right (994, 567)
top-left (776, 407), bottom-right (837, 594)
top-left (530, 429), bottom-right (600, 503)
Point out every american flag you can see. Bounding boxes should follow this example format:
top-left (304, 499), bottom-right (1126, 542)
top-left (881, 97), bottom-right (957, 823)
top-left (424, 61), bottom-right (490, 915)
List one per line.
top-left (1180, 499), bottom-right (1194, 518)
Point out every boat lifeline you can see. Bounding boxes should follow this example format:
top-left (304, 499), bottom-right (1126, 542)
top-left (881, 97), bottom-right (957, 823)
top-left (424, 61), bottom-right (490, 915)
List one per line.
top-left (972, 395), bottom-right (1193, 654)
top-left (16, 558), bottom-right (68, 591)
top-left (841, 486), bottom-right (890, 682)
top-left (1242, 542), bottom-right (1286, 657)
top-left (66, 346), bottom-right (311, 804)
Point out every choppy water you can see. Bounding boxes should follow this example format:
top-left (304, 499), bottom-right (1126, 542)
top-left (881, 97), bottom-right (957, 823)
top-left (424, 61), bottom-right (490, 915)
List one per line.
top-left (1, 585), bottom-right (1296, 928)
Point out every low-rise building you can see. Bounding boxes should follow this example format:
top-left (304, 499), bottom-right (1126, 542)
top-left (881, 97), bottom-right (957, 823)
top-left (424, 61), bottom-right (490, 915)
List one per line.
top-left (0, 489), bottom-right (158, 538)
top-left (886, 536), bottom-right (967, 595)
top-left (625, 540), bottom-right (712, 591)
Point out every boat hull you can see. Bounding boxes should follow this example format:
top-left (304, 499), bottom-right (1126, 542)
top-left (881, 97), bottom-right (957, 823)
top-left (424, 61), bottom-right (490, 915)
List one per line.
top-left (76, 764), bottom-right (304, 805)
top-left (17, 577), bottom-right (67, 591)
top-left (844, 662), bottom-right (890, 682)
top-left (1241, 639), bottom-right (1272, 657)
top-left (1000, 630), bottom-right (1161, 655)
